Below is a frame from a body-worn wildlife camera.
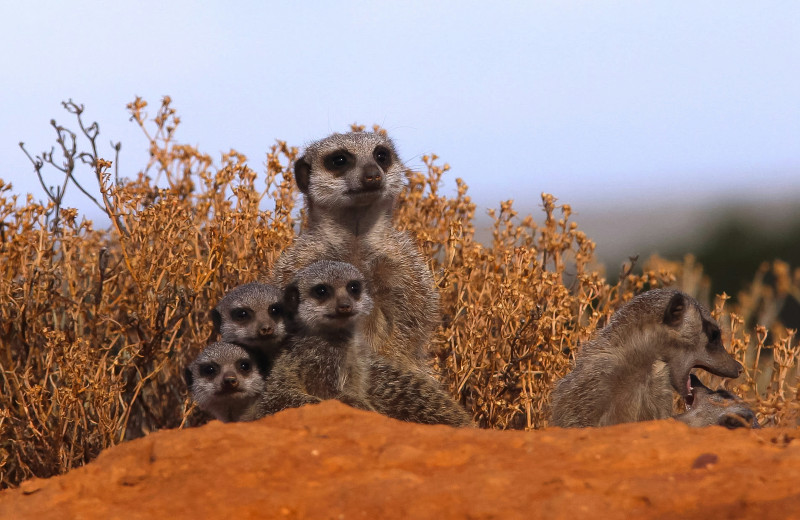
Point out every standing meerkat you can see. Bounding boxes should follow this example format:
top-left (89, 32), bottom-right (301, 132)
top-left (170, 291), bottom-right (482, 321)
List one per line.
top-left (674, 374), bottom-right (759, 429)
top-left (272, 132), bottom-right (439, 372)
top-left (211, 282), bottom-right (288, 354)
top-left (184, 341), bottom-right (269, 423)
top-left (263, 260), bottom-right (472, 427)
top-left (551, 288), bottom-right (743, 428)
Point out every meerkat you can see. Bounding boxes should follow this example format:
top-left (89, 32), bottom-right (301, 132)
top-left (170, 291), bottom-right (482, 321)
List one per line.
top-left (271, 131), bottom-right (439, 373)
top-left (674, 374), bottom-right (759, 429)
top-left (260, 260), bottom-right (376, 415)
top-left (184, 341), bottom-right (269, 423)
top-left (551, 288), bottom-right (743, 428)
top-left (211, 282), bottom-right (288, 353)
top-left (262, 260), bottom-right (472, 427)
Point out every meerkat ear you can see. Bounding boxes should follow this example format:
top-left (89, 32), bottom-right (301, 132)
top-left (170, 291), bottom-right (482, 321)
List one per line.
top-left (210, 308), bottom-right (222, 335)
top-left (663, 293), bottom-right (686, 326)
top-left (294, 156), bottom-right (311, 194)
top-left (184, 367), bottom-right (194, 389)
top-left (283, 283), bottom-right (300, 314)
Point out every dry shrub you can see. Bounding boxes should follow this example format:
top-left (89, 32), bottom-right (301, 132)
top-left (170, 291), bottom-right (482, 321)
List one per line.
top-left (1, 98), bottom-right (797, 488)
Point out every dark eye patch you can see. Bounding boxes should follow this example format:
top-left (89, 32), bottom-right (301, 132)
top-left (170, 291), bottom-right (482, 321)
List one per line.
top-left (373, 146), bottom-right (391, 166)
top-left (237, 359), bottom-right (252, 373)
top-left (230, 308), bottom-right (251, 322)
top-left (311, 284), bottom-right (329, 299)
top-left (703, 320), bottom-right (721, 343)
top-left (346, 280), bottom-right (362, 297)
top-left (200, 363), bottom-right (218, 378)
top-left (268, 304), bottom-right (283, 317)
top-left (323, 150), bottom-right (352, 171)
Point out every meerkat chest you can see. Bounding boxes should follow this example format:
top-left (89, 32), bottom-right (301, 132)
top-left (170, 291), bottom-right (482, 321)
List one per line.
top-left (291, 338), bottom-right (354, 397)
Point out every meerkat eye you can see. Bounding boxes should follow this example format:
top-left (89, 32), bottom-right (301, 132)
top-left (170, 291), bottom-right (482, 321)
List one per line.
top-left (200, 363), bottom-right (218, 377)
top-left (237, 359), bottom-right (252, 373)
top-left (268, 304), bottom-right (282, 317)
top-left (230, 308), bottom-right (251, 322)
top-left (311, 284), bottom-right (329, 299)
top-left (324, 152), bottom-right (349, 171)
top-left (346, 281), bottom-right (362, 297)
top-left (373, 147), bottom-right (391, 165)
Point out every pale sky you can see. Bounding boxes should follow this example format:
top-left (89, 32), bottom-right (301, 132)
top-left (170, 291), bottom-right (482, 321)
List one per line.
top-left (2, 1), bottom-right (799, 226)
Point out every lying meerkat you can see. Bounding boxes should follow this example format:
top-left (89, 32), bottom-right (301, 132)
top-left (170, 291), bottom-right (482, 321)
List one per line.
top-left (675, 373), bottom-right (759, 429)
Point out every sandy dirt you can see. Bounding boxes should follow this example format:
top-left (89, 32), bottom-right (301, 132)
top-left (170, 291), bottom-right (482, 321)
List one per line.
top-left (2, 400), bottom-right (799, 519)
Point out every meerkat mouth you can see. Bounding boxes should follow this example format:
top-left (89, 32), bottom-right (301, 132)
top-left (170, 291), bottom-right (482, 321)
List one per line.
top-left (685, 377), bottom-right (696, 409)
top-left (346, 186), bottom-right (382, 197)
top-left (325, 313), bottom-right (355, 320)
top-left (684, 372), bottom-right (705, 409)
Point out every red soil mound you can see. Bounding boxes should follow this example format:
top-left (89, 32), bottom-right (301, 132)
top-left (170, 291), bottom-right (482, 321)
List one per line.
top-left (2, 401), bottom-right (799, 519)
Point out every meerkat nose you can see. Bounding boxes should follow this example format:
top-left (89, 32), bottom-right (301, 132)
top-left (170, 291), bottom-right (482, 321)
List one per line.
top-left (222, 375), bottom-right (239, 390)
top-left (336, 302), bottom-right (352, 314)
top-left (361, 167), bottom-right (382, 185)
top-left (259, 326), bottom-right (274, 336)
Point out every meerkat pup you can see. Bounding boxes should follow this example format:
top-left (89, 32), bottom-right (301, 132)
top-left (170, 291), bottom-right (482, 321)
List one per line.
top-left (551, 288), bottom-right (743, 428)
top-left (674, 374), bottom-right (759, 429)
top-left (184, 342), bottom-right (269, 423)
top-left (260, 260), bottom-right (375, 414)
top-left (211, 282), bottom-right (288, 354)
top-left (263, 260), bottom-right (471, 427)
top-left (272, 131), bottom-right (439, 373)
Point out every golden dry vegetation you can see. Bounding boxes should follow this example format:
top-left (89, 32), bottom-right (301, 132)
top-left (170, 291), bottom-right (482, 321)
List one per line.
top-left (1, 97), bottom-right (797, 489)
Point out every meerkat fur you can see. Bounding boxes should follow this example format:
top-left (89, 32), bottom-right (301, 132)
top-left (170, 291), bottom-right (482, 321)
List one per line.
top-left (551, 288), bottom-right (743, 427)
top-left (674, 373), bottom-right (759, 429)
top-left (211, 282), bottom-right (288, 354)
top-left (260, 260), bottom-right (375, 415)
top-left (272, 131), bottom-right (439, 372)
top-left (184, 342), bottom-right (269, 423)
top-left (263, 260), bottom-right (471, 427)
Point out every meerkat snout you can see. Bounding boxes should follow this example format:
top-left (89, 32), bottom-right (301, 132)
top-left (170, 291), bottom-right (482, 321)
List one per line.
top-left (259, 325), bottom-right (274, 336)
top-left (361, 165), bottom-right (383, 190)
top-left (221, 373), bottom-right (239, 391)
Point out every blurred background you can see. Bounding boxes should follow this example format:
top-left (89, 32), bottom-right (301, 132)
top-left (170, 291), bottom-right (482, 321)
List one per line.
top-left (2, 0), bottom-right (798, 296)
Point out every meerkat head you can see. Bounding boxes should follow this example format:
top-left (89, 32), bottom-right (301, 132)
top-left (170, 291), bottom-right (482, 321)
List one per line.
top-left (616, 289), bottom-right (743, 400)
top-left (211, 283), bottom-right (287, 352)
top-left (293, 132), bottom-right (405, 211)
top-left (184, 341), bottom-right (267, 423)
top-left (283, 260), bottom-right (374, 337)
top-left (678, 373), bottom-right (759, 429)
